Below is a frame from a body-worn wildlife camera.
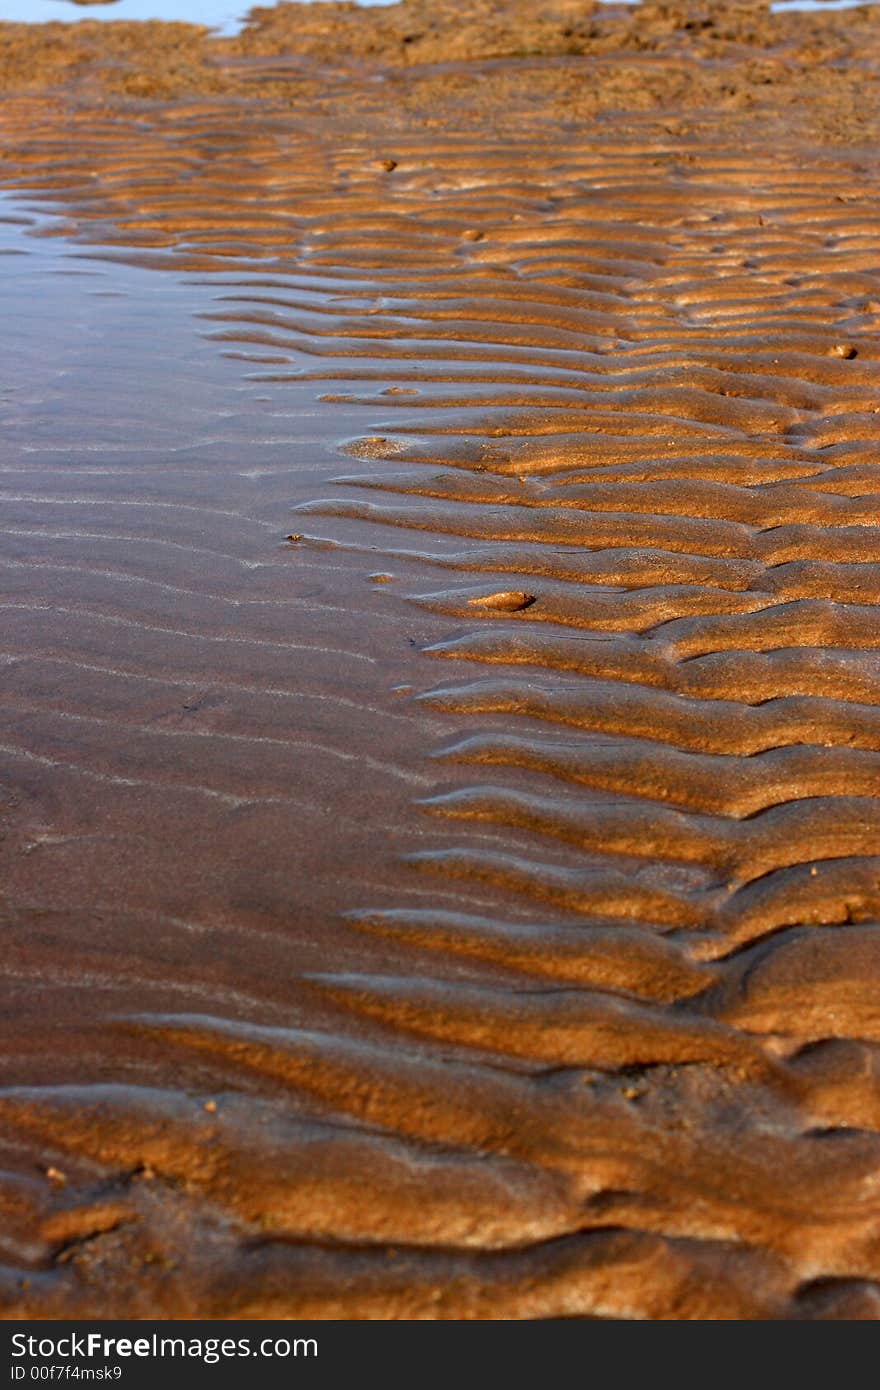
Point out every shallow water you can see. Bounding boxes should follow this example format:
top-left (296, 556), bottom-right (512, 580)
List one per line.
top-left (0, 191), bottom-right (470, 959)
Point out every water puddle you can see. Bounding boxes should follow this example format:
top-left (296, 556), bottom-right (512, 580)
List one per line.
top-left (0, 181), bottom-right (466, 1100)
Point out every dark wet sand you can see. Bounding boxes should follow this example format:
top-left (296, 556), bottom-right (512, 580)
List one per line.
top-left (0, 0), bottom-right (880, 1319)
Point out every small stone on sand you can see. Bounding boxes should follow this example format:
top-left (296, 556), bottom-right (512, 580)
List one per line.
top-left (468, 590), bottom-right (535, 612)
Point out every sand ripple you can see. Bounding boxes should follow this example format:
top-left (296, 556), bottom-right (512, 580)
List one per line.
top-left (1, 1), bottom-right (880, 1319)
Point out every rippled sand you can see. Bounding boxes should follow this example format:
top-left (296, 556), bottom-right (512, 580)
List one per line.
top-left (1, 0), bottom-right (880, 1319)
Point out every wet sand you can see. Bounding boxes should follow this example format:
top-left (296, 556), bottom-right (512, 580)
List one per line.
top-left (1, 0), bottom-right (880, 1319)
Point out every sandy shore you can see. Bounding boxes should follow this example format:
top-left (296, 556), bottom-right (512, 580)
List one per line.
top-left (0, 0), bottom-right (879, 1319)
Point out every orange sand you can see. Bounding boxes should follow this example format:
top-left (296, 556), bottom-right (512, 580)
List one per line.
top-left (0, 0), bottom-right (879, 1319)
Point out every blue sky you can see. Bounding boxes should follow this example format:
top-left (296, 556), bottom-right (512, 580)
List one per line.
top-left (0, 0), bottom-right (393, 36)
